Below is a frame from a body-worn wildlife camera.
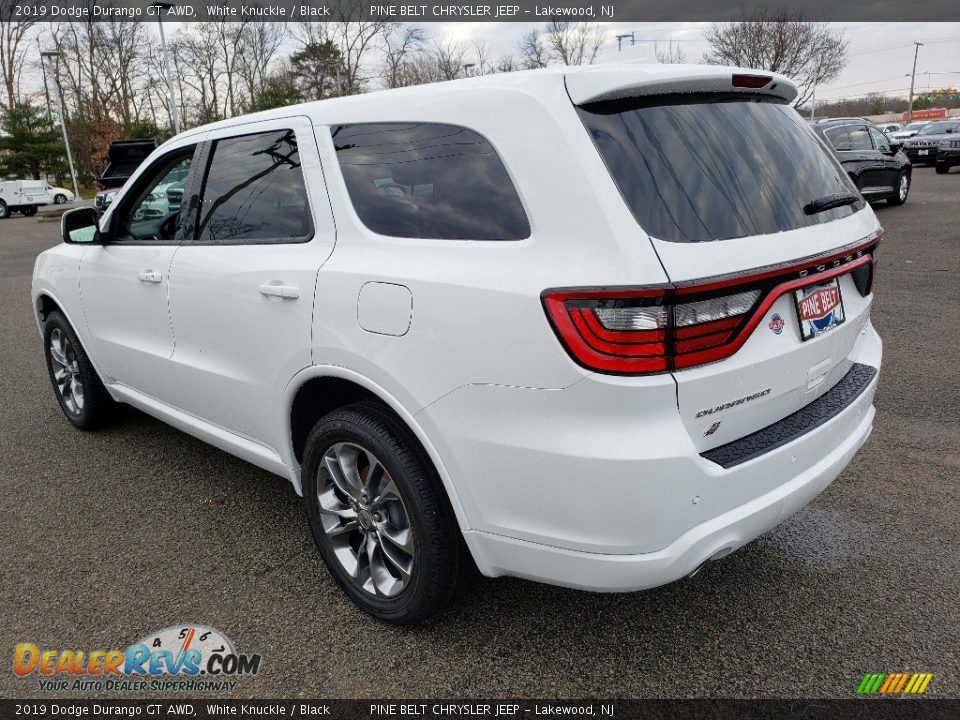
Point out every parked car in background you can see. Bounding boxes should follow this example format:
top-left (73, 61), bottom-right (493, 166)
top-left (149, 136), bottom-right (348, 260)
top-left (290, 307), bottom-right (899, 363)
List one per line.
top-left (936, 134), bottom-right (960, 174)
top-left (889, 121), bottom-right (932, 141)
top-left (44, 184), bottom-right (74, 204)
top-left (902, 120), bottom-right (960, 165)
top-left (813, 119), bottom-right (911, 206)
top-left (876, 123), bottom-right (902, 135)
top-left (0, 180), bottom-right (49, 218)
top-left (94, 139), bottom-right (157, 214)
top-left (34, 63), bottom-right (883, 623)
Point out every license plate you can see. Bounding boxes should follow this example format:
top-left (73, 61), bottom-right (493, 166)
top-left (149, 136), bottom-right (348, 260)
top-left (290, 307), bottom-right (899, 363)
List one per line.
top-left (919, 150), bottom-right (929, 155)
top-left (794, 278), bottom-right (845, 341)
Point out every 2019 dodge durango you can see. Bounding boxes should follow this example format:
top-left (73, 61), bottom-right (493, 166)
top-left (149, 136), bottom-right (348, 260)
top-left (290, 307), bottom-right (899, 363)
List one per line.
top-left (34, 63), bottom-right (882, 623)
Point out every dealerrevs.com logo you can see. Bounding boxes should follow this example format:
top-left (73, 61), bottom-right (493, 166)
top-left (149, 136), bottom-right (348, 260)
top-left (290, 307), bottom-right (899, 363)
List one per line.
top-left (14, 625), bottom-right (262, 693)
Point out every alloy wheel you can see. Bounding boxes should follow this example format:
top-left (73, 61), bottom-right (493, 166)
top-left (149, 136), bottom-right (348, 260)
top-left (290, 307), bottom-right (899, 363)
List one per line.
top-left (899, 175), bottom-right (909, 202)
top-left (315, 442), bottom-right (415, 597)
top-left (49, 328), bottom-right (84, 415)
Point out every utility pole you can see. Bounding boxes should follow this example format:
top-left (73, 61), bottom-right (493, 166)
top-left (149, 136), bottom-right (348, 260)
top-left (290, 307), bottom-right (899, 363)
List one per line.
top-left (616, 33), bottom-right (635, 52)
top-left (153, 3), bottom-right (181, 135)
top-left (907, 42), bottom-right (923, 124)
top-left (810, 84), bottom-right (817, 121)
top-left (39, 50), bottom-right (81, 202)
top-left (37, 39), bottom-right (54, 122)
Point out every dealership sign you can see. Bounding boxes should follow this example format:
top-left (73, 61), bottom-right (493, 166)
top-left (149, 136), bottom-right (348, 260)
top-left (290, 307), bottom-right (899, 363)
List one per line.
top-left (902, 108), bottom-right (948, 121)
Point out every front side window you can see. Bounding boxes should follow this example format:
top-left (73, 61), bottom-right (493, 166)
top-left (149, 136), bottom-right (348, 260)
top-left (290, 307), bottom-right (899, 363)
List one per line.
top-left (197, 129), bottom-right (312, 244)
top-left (868, 126), bottom-right (890, 153)
top-left (116, 150), bottom-right (195, 242)
top-left (332, 123), bottom-right (530, 241)
top-left (577, 96), bottom-right (862, 243)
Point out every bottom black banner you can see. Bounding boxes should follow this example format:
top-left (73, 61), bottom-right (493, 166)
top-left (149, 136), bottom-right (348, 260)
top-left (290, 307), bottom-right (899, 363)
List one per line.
top-left (3, 700), bottom-right (959, 720)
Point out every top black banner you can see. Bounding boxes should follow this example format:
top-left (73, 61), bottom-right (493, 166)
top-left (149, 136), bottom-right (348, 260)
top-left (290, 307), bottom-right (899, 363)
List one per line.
top-left (8, 0), bottom-right (960, 22)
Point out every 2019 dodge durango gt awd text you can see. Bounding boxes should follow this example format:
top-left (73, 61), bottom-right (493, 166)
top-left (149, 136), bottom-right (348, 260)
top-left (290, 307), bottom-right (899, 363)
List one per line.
top-left (33, 63), bottom-right (882, 623)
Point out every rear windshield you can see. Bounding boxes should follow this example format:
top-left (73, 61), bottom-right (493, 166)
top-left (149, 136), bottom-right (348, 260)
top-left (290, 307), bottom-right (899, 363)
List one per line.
top-left (577, 95), bottom-right (863, 243)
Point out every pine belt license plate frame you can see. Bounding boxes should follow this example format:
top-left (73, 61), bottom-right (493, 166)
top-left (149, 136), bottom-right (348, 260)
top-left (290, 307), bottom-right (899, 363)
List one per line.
top-left (793, 277), bottom-right (846, 341)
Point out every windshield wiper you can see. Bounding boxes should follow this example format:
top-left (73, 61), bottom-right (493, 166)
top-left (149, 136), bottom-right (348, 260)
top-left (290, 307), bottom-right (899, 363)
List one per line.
top-left (803, 193), bottom-right (860, 215)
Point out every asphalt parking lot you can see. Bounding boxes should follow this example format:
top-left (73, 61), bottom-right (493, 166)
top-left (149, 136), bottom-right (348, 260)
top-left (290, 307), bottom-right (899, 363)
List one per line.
top-left (1, 168), bottom-right (958, 700)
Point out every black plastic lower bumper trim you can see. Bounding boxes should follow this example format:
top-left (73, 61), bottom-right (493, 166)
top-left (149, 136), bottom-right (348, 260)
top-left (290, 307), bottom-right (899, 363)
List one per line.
top-left (700, 362), bottom-right (878, 469)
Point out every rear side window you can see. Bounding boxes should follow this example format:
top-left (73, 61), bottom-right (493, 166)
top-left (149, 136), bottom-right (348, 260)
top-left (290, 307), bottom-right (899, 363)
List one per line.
top-left (197, 129), bottom-right (312, 244)
top-left (577, 96), bottom-right (863, 243)
top-left (848, 126), bottom-right (872, 151)
top-left (332, 123), bottom-right (529, 240)
top-left (825, 127), bottom-right (851, 151)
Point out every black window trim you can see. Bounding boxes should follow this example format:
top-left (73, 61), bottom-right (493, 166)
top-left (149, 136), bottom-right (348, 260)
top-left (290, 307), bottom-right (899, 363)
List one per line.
top-left (183, 127), bottom-right (316, 247)
top-left (105, 144), bottom-right (201, 246)
top-left (330, 121), bottom-right (532, 243)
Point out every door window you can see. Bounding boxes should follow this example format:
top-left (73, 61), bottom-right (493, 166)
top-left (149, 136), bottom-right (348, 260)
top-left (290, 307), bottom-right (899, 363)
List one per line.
top-left (848, 126), bottom-right (873, 151)
top-left (825, 127), bottom-right (851, 151)
top-left (195, 129), bottom-right (312, 244)
top-left (868, 126), bottom-right (891, 153)
top-left (114, 150), bottom-right (195, 242)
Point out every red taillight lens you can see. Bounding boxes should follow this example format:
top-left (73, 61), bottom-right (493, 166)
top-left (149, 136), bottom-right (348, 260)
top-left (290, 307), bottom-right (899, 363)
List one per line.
top-left (543, 291), bottom-right (670, 374)
top-left (543, 236), bottom-right (879, 375)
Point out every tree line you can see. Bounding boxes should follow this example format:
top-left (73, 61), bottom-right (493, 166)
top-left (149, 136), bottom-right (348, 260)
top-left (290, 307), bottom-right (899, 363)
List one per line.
top-left (0, 7), bottom-right (850, 185)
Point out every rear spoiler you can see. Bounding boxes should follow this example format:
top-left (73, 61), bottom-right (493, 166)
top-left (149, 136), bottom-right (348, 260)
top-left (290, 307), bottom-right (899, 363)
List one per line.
top-left (565, 64), bottom-right (797, 106)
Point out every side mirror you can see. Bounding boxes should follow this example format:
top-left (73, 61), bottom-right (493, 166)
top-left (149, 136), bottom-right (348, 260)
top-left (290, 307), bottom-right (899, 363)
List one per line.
top-left (61, 207), bottom-right (101, 245)
top-left (889, 139), bottom-right (902, 151)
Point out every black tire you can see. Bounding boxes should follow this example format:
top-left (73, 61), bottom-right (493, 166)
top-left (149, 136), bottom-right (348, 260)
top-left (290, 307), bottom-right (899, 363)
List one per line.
top-left (935, 163), bottom-right (950, 175)
top-left (303, 401), bottom-right (461, 623)
top-left (0, 201), bottom-right (8, 219)
top-left (887, 171), bottom-right (910, 206)
top-left (43, 311), bottom-right (119, 430)
top-left (55, 194), bottom-right (67, 204)
top-left (20, 205), bottom-right (37, 216)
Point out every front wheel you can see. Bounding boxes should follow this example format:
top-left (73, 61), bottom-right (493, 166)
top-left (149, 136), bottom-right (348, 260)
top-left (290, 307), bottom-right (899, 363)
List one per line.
top-left (302, 401), bottom-right (461, 623)
top-left (888, 172), bottom-right (910, 206)
top-left (43, 311), bottom-right (119, 429)
top-left (935, 163), bottom-right (950, 175)
top-left (54, 193), bottom-right (67, 204)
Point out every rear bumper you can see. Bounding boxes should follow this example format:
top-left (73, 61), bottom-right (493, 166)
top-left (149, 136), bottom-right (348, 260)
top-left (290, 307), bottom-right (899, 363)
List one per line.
top-left (465, 396), bottom-right (874, 591)
top-left (420, 323), bottom-right (881, 592)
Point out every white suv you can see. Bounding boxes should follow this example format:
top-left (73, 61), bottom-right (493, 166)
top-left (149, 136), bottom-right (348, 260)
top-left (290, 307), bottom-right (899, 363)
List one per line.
top-left (33, 63), bottom-right (882, 623)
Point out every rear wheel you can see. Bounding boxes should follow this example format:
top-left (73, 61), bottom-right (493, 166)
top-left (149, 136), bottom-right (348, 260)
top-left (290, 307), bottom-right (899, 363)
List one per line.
top-left (887, 172), bottom-right (910, 205)
top-left (20, 205), bottom-right (37, 216)
top-left (43, 311), bottom-right (119, 429)
top-left (302, 401), bottom-right (461, 623)
top-left (935, 163), bottom-right (950, 175)
top-left (0, 201), bottom-right (8, 219)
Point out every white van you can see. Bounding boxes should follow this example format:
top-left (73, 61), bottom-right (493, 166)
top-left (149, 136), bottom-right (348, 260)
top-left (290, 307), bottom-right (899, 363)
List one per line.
top-left (34, 63), bottom-right (882, 622)
top-left (0, 180), bottom-right (48, 218)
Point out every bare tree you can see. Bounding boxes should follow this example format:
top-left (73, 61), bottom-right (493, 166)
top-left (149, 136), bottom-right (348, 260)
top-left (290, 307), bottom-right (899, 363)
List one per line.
top-left (297, 11), bottom-right (394, 96)
top-left (518, 29), bottom-right (549, 69)
top-left (235, 22), bottom-right (286, 108)
top-left (431, 37), bottom-right (470, 81)
top-left (381, 24), bottom-right (425, 89)
top-left (0, 0), bottom-right (37, 109)
top-left (654, 40), bottom-right (686, 64)
top-left (702, 9), bottom-right (848, 107)
top-left (544, 21), bottom-right (605, 66)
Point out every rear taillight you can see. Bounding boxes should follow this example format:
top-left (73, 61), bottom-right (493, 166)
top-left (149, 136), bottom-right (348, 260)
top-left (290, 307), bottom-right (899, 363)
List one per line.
top-left (543, 236), bottom-right (879, 375)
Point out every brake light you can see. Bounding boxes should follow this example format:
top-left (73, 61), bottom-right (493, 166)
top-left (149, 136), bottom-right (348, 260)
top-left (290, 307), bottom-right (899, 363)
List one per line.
top-left (732, 74), bottom-right (772, 89)
top-left (543, 236), bottom-right (879, 375)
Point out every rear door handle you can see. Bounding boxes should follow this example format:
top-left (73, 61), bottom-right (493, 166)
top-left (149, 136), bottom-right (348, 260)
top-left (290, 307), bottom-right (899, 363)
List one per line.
top-left (137, 270), bottom-right (162, 283)
top-left (259, 283), bottom-right (299, 300)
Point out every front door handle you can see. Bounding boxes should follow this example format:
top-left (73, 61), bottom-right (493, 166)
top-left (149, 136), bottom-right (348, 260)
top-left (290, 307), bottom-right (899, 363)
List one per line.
top-left (137, 270), bottom-right (162, 283)
top-left (259, 283), bottom-right (299, 300)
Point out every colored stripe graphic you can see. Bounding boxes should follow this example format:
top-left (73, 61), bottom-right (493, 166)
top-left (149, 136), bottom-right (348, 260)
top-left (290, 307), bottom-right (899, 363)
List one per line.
top-left (857, 672), bottom-right (933, 695)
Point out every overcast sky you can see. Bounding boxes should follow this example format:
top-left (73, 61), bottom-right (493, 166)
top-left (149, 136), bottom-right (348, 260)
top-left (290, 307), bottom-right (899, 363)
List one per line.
top-left (26, 21), bottom-right (960, 104)
top-left (439, 21), bottom-right (960, 101)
